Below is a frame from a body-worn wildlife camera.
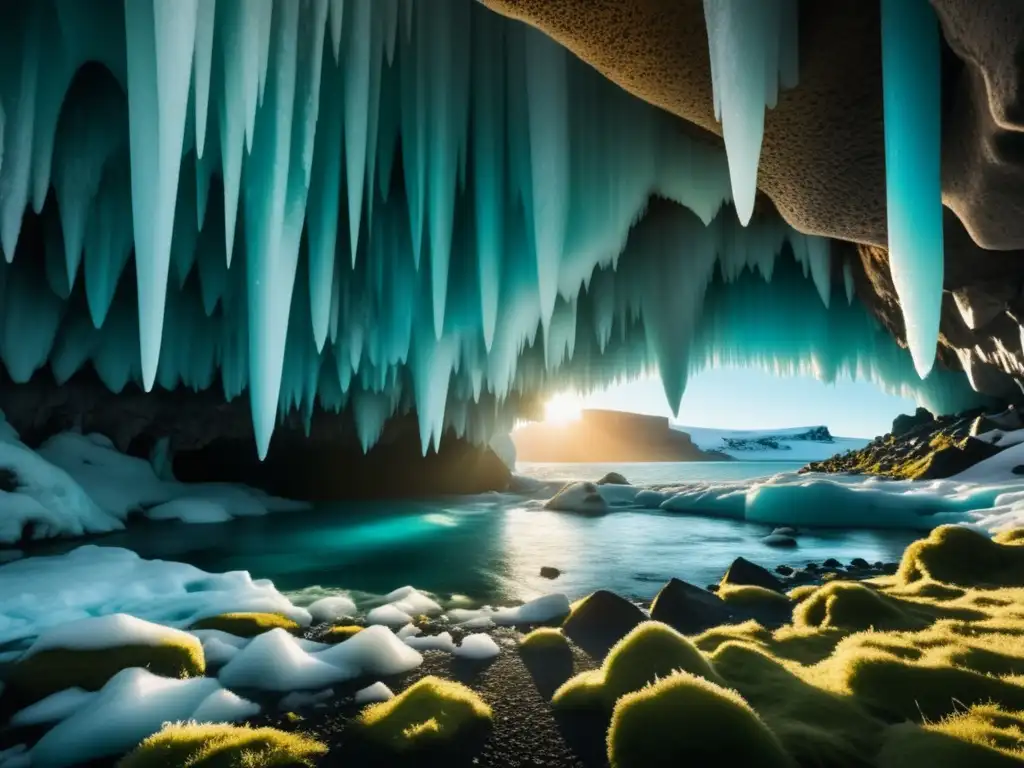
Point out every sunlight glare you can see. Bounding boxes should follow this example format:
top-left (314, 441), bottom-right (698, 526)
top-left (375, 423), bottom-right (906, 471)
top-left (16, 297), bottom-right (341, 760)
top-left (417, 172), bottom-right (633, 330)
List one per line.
top-left (544, 392), bottom-right (584, 425)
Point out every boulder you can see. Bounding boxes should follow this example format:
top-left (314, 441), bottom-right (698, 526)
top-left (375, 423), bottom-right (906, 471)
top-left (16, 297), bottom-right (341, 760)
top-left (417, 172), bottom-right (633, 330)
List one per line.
top-left (561, 590), bottom-right (646, 658)
top-left (771, 526), bottom-right (797, 537)
top-left (762, 534), bottom-right (797, 548)
top-left (650, 578), bottom-right (734, 635)
top-left (774, 565), bottom-right (794, 577)
top-left (822, 558), bottom-right (842, 569)
top-left (891, 407), bottom-right (935, 437)
top-left (596, 472), bottom-right (630, 486)
top-left (540, 566), bottom-right (561, 580)
top-left (720, 557), bottom-right (784, 593)
top-left (915, 437), bottom-right (1002, 480)
top-left (544, 482), bottom-right (610, 515)
top-left (849, 557), bottom-right (870, 569)
top-left (1014, 465), bottom-right (1024, 476)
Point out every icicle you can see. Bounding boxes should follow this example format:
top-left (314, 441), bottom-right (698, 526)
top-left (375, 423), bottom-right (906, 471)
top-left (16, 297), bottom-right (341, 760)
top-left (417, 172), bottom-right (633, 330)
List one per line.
top-left (193, 0), bottom-right (216, 159)
top-left (329, 0), bottom-right (344, 63)
top-left (843, 257), bottom-right (856, 305)
top-left (881, 0), bottom-right (944, 378)
top-left (343, 0), bottom-right (372, 263)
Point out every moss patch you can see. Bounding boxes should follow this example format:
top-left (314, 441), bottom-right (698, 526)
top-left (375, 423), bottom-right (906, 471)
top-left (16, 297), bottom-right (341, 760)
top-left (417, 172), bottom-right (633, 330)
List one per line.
top-left (793, 581), bottom-right (923, 632)
top-left (190, 613), bottom-right (302, 638)
top-left (322, 625), bottom-right (363, 643)
top-left (554, 621), bottom-right (720, 709)
top-left (897, 525), bottom-right (1024, 587)
top-left (519, 627), bottom-right (569, 652)
top-left (718, 584), bottom-right (792, 613)
top-left (119, 722), bottom-right (327, 767)
top-left (606, 671), bottom-right (793, 768)
top-left (878, 707), bottom-right (1024, 767)
top-left (5, 640), bottom-right (204, 708)
top-left (994, 528), bottom-right (1024, 547)
top-left (358, 676), bottom-right (492, 751)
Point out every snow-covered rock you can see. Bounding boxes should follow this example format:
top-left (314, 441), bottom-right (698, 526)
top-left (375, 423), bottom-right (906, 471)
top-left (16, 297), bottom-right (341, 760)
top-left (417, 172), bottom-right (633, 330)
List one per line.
top-left (24, 613), bottom-right (198, 657)
top-left (679, 425), bottom-right (868, 462)
top-left (404, 632), bottom-right (456, 653)
top-left (315, 625), bottom-right (423, 677)
top-left (217, 629), bottom-right (355, 692)
top-left (544, 482), bottom-right (610, 515)
top-left (354, 682), bottom-right (394, 705)
top-left (491, 594), bottom-right (571, 625)
top-left (366, 604), bottom-right (414, 627)
top-left (279, 688), bottom-right (334, 711)
top-left (10, 688), bottom-right (95, 727)
top-left (190, 688), bottom-right (260, 722)
top-left (384, 586), bottom-right (442, 616)
top-left (454, 634), bottom-right (500, 660)
top-left (306, 595), bottom-right (357, 623)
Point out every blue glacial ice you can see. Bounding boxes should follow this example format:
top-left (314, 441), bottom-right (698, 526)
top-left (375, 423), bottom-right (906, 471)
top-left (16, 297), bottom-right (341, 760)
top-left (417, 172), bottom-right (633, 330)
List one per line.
top-left (0, 0), bottom-right (964, 460)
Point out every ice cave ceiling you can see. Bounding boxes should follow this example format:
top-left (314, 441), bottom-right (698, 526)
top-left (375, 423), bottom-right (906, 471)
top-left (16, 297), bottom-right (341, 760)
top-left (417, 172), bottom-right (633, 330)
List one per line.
top-left (0, 0), bottom-right (1019, 457)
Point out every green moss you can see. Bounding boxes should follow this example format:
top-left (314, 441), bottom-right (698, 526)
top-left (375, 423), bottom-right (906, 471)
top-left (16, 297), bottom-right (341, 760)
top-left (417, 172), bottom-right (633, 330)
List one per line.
top-left (553, 621), bottom-right (720, 709)
top-left (878, 708), bottom-right (1024, 768)
top-left (786, 585), bottom-right (819, 602)
top-left (358, 676), bottom-right (492, 751)
top-left (519, 627), bottom-right (569, 652)
top-left (718, 584), bottom-right (792, 613)
top-left (606, 671), bottom-right (794, 768)
top-left (897, 525), bottom-right (1024, 587)
top-left (190, 613), bottom-right (302, 637)
top-left (793, 581), bottom-right (922, 632)
top-left (322, 625), bottom-right (363, 643)
top-left (118, 722), bottom-right (327, 767)
top-left (994, 529), bottom-right (1024, 547)
top-left (6, 640), bottom-right (204, 708)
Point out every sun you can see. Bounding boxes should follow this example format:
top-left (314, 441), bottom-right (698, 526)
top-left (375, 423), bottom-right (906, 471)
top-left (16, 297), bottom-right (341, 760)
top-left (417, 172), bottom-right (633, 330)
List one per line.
top-left (543, 392), bottom-right (584, 425)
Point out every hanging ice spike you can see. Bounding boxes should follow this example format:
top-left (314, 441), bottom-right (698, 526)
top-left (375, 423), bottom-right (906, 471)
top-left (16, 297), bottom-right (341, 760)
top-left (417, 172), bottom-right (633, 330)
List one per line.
top-left (881, 0), bottom-right (944, 379)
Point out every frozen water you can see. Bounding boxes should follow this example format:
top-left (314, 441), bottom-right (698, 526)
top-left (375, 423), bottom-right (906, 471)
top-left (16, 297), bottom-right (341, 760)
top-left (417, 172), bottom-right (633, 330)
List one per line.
top-left (454, 633), bottom-right (500, 660)
top-left (9, 688), bottom-right (95, 727)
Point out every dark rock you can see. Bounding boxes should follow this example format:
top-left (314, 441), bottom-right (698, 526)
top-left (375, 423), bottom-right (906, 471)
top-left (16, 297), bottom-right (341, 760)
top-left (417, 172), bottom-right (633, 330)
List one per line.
top-left (539, 566), bottom-right (561, 580)
top-left (881, 562), bottom-right (899, 575)
top-left (892, 407), bottom-right (935, 437)
top-left (1012, 465), bottom-right (1024, 476)
top-left (787, 569), bottom-right (815, 585)
top-left (706, 584), bottom-right (719, 593)
top-left (804, 562), bottom-right (820, 572)
top-left (561, 590), bottom-right (646, 658)
top-left (596, 472), bottom-right (630, 486)
top-left (849, 557), bottom-right (870, 569)
top-left (762, 534), bottom-right (797, 548)
top-left (914, 436), bottom-right (1002, 480)
top-left (775, 565), bottom-right (794, 576)
top-left (873, 561), bottom-right (884, 569)
top-left (823, 558), bottom-right (842, 568)
top-left (720, 557), bottom-right (784, 593)
top-left (969, 414), bottom-right (1000, 437)
top-left (0, 468), bottom-right (18, 493)
top-left (650, 578), bottom-right (734, 635)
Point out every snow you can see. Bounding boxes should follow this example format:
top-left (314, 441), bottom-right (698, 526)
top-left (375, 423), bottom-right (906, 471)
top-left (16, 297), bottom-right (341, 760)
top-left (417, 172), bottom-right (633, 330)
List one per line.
top-left (279, 688), bottom-right (334, 711)
top-left (679, 425), bottom-right (868, 462)
top-left (306, 595), bottom-right (357, 623)
top-left (355, 682), bottom-right (394, 705)
top-left (24, 613), bottom-right (199, 657)
top-left (396, 624), bottom-right (422, 639)
top-left (0, 545), bottom-right (310, 646)
top-left (28, 668), bottom-right (250, 768)
top-left (405, 632), bottom-right (457, 653)
top-left (10, 688), bottom-right (95, 727)
top-left (190, 688), bottom-right (261, 722)
top-left (315, 625), bottom-right (423, 677)
top-left (458, 616), bottom-right (496, 630)
top-left (0, 746), bottom-right (28, 768)
top-left (366, 604), bottom-right (414, 627)
top-left (144, 498), bottom-right (233, 524)
top-left (454, 633), bottom-right (501, 660)
top-left (544, 482), bottom-right (610, 515)
top-left (201, 636), bottom-right (244, 667)
top-left (217, 629), bottom-right (355, 692)
top-left (491, 594), bottom-right (571, 626)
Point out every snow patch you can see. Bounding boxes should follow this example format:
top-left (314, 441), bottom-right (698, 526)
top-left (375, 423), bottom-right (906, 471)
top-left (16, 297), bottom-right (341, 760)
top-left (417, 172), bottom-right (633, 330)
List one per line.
top-left (454, 633), bottom-right (501, 660)
top-left (491, 594), bottom-right (571, 625)
top-left (306, 595), bottom-right (357, 623)
top-left (354, 682), bottom-right (394, 705)
top-left (217, 629), bottom-right (355, 692)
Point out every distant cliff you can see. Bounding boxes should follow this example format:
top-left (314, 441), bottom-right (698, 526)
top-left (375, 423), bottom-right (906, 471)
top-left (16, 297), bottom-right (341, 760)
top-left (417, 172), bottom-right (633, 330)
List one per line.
top-left (680, 425), bottom-right (868, 462)
top-left (512, 409), bottom-right (730, 463)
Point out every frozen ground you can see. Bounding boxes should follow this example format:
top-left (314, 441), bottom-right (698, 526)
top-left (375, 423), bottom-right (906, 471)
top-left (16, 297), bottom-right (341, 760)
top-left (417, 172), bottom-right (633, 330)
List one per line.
top-left (679, 424), bottom-right (869, 461)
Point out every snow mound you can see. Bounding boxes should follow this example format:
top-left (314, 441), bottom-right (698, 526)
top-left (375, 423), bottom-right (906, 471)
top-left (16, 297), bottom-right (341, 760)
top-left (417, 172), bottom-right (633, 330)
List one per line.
top-left (190, 688), bottom-right (261, 722)
top-left (217, 629), bottom-right (355, 692)
top-left (10, 688), bottom-right (95, 727)
top-left (0, 546), bottom-right (310, 646)
top-left (366, 604), bottom-right (413, 627)
top-left (25, 613), bottom-right (198, 657)
top-left (306, 595), bottom-right (357, 623)
top-left (384, 586), bottom-right (443, 616)
top-left (144, 498), bottom-right (233, 524)
top-left (355, 682), bottom-right (394, 705)
top-left (405, 632), bottom-right (457, 653)
top-left (454, 634), bottom-right (501, 660)
top-left (29, 668), bottom-right (253, 768)
top-left (279, 688), bottom-right (334, 711)
top-left (396, 624), bottom-right (422, 639)
top-left (201, 636), bottom-right (244, 667)
top-left (315, 625), bottom-right (423, 677)
top-left (492, 594), bottom-right (571, 625)
top-left (544, 482), bottom-right (610, 515)
top-left (679, 425), bottom-right (868, 462)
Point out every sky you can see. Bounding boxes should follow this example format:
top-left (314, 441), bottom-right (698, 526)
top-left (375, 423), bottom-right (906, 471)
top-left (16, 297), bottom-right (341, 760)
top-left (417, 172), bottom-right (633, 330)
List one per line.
top-left (570, 367), bottom-right (919, 439)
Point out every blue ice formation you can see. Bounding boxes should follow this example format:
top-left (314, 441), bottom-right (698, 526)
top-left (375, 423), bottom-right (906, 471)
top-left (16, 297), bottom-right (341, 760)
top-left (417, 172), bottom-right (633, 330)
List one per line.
top-left (0, 0), bottom-right (973, 458)
top-left (881, 0), bottom-right (945, 379)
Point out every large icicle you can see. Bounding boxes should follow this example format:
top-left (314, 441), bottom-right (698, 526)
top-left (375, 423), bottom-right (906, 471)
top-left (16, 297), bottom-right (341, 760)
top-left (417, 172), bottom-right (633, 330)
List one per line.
top-left (123, 0), bottom-right (199, 389)
top-left (880, 0), bottom-right (944, 379)
top-left (701, 0), bottom-right (797, 225)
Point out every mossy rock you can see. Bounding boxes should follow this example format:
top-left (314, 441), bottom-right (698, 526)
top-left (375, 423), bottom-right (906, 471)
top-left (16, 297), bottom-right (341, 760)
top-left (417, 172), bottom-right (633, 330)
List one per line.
top-left (793, 581), bottom-right (921, 632)
top-left (190, 612), bottom-right (302, 638)
top-left (898, 525), bottom-right (1024, 587)
top-left (5, 640), bottom-right (204, 709)
top-left (561, 589), bottom-right (645, 657)
top-left (322, 625), bottom-right (364, 644)
top-left (717, 584), bottom-right (792, 623)
top-left (119, 722), bottom-right (327, 767)
top-left (519, 627), bottom-right (570, 652)
top-left (607, 670), bottom-right (794, 768)
top-left (554, 621), bottom-right (720, 709)
top-left (994, 528), bottom-right (1024, 547)
top-left (358, 675), bottom-right (492, 751)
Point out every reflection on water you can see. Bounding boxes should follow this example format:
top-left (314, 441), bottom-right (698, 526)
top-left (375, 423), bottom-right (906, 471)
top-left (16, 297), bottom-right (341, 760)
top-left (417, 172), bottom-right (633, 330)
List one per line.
top-left (52, 486), bottom-right (918, 605)
top-left (517, 460), bottom-right (808, 485)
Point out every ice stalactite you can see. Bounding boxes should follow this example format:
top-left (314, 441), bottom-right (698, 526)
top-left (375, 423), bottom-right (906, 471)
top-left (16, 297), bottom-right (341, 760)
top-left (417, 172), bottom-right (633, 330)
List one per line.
top-left (0, 0), bottom-right (984, 458)
top-left (702, 0), bottom-right (798, 225)
top-left (881, 0), bottom-right (944, 379)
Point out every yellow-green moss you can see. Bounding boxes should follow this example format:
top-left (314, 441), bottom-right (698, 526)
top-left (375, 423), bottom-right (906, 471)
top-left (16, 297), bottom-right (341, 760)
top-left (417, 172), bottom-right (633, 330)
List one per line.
top-left (994, 528), bottom-right (1024, 547)
top-left (786, 584), bottom-right (819, 602)
top-left (6, 640), bottom-right (204, 707)
top-left (897, 525), bottom-right (1024, 587)
top-left (322, 625), bottom-right (363, 644)
top-left (793, 581), bottom-right (922, 632)
top-left (606, 671), bottom-right (793, 768)
top-left (358, 676), bottom-right (492, 751)
top-left (118, 722), bottom-right (327, 767)
top-left (553, 621), bottom-right (720, 709)
top-left (878, 706), bottom-right (1024, 768)
top-left (190, 613), bottom-right (301, 637)
top-left (718, 584), bottom-right (792, 613)
top-left (519, 627), bottom-right (569, 652)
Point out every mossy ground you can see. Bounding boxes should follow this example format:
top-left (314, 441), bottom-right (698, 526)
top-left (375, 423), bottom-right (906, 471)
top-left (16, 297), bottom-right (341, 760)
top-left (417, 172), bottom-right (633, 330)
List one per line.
top-left (190, 612), bottom-right (302, 637)
top-left (118, 722), bottom-right (327, 767)
top-left (557, 526), bottom-right (1024, 767)
top-left (519, 627), bottom-right (570, 652)
top-left (4, 639), bottom-right (204, 709)
top-left (321, 625), bottom-right (363, 643)
top-left (717, 584), bottom-right (793, 614)
top-left (358, 675), bottom-right (492, 751)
